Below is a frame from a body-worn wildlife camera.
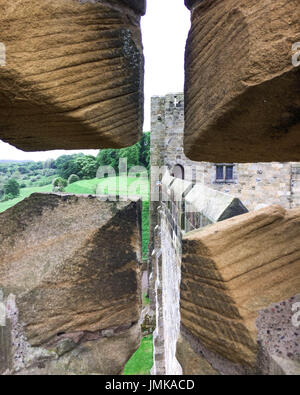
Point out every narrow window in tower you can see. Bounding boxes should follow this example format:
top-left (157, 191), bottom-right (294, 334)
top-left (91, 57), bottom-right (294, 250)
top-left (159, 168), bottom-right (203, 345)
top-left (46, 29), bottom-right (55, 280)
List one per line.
top-left (216, 165), bottom-right (224, 181)
top-left (225, 165), bottom-right (233, 181)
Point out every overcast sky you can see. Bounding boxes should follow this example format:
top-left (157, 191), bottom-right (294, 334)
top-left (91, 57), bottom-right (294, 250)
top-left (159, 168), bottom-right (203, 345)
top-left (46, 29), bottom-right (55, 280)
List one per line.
top-left (0, 0), bottom-right (191, 161)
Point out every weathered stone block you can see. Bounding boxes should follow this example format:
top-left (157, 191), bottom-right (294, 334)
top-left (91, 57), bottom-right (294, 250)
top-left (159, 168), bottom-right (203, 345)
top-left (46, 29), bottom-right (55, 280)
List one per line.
top-left (185, 183), bottom-right (248, 222)
top-left (0, 193), bottom-right (142, 375)
top-left (181, 205), bottom-right (300, 370)
top-left (184, 0), bottom-right (300, 162)
top-left (176, 335), bottom-right (218, 375)
top-left (0, 0), bottom-right (144, 151)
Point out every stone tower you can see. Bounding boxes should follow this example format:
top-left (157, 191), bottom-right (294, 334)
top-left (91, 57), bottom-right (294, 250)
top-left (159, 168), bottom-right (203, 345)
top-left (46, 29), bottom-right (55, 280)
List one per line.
top-left (150, 93), bottom-right (300, 212)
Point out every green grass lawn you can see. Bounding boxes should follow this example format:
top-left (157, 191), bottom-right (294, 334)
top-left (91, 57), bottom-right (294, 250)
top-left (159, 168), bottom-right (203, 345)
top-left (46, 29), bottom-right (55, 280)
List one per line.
top-left (0, 184), bottom-right (53, 213)
top-left (142, 293), bottom-right (150, 306)
top-left (0, 176), bottom-right (150, 260)
top-left (65, 176), bottom-right (149, 201)
top-left (123, 335), bottom-right (153, 375)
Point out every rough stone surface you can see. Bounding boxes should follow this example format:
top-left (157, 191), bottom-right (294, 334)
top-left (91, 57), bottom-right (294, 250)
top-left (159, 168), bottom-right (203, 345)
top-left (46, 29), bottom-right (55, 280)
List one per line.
top-left (185, 183), bottom-right (248, 223)
top-left (150, 93), bottom-right (300, 375)
top-left (151, 94), bottom-right (300, 212)
top-left (257, 295), bottom-right (300, 365)
top-left (149, 171), bottom-right (247, 374)
top-left (0, 0), bottom-right (144, 151)
top-left (199, 162), bottom-right (299, 212)
top-left (0, 193), bottom-right (142, 375)
top-left (184, 0), bottom-right (300, 162)
top-left (270, 355), bottom-right (300, 376)
top-left (176, 335), bottom-right (218, 375)
top-left (14, 323), bottom-right (141, 375)
top-left (181, 205), bottom-right (300, 370)
top-left (160, 209), bottom-right (182, 375)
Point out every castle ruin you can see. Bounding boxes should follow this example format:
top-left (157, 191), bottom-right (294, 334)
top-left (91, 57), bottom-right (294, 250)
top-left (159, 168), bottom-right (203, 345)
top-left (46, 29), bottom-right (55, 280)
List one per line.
top-left (149, 93), bottom-right (300, 375)
top-left (151, 93), bottom-right (300, 212)
top-left (0, 0), bottom-right (300, 376)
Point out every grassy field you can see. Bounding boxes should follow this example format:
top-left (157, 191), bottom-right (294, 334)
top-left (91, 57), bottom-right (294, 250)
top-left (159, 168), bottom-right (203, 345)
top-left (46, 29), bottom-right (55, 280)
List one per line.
top-left (143, 293), bottom-right (150, 306)
top-left (65, 176), bottom-right (149, 200)
top-left (0, 184), bottom-right (53, 213)
top-left (0, 176), bottom-right (150, 260)
top-left (123, 335), bottom-right (153, 375)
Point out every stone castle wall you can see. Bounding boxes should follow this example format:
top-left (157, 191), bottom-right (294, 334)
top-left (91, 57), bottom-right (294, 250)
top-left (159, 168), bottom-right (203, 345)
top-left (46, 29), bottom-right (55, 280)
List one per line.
top-left (201, 162), bottom-right (293, 211)
top-left (150, 93), bottom-right (300, 212)
top-left (150, 172), bottom-right (248, 375)
top-left (149, 93), bottom-right (300, 375)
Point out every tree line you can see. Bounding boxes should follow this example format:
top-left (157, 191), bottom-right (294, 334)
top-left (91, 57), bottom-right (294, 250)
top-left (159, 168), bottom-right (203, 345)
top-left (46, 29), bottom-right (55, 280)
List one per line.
top-left (0, 132), bottom-right (150, 200)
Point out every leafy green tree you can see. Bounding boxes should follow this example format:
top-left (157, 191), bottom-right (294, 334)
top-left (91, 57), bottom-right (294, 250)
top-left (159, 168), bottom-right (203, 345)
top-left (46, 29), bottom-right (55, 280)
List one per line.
top-left (59, 159), bottom-right (81, 180)
top-left (55, 154), bottom-right (83, 177)
top-left (52, 177), bottom-right (68, 192)
top-left (96, 149), bottom-right (120, 172)
top-left (43, 158), bottom-right (56, 169)
top-left (75, 156), bottom-right (97, 179)
top-left (119, 144), bottom-right (140, 170)
top-left (139, 132), bottom-right (150, 170)
top-left (55, 154), bottom-right (97, 180)
top-left (28, 162), bottom-right (43, 172)
top-left (68, 174), bottom-right (80, 184)
top-left (55, 155), bottom-right (74, 171)
top-left (18, 165), bottom-right (30, 174)
top-left (1, 193), bottom-right (15, 202)
top-left (4, 179), bottom-right (20, 198)
top-left (96, 132), bottom-right (150, 174)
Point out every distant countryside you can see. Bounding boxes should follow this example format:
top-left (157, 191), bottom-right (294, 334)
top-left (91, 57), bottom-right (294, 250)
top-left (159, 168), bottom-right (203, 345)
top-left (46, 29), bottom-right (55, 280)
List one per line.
top-left (0, 132), bottom-right (150, 260)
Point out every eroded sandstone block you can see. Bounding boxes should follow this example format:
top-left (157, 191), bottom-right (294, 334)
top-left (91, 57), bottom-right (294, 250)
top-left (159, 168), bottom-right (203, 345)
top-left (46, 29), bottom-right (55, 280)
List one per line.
top-left (0, 0), bottom-right (145, 151)
top-left (184, 0), bottom-right (300, 162)
top-left (185, 183), bottom-right (248, 223)
top-left (176, 335), bottom-right (219, 375)
top-left (180, 205), bottom-right (300, 372)
top-left (0, 193), bottom-right (142, 375)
